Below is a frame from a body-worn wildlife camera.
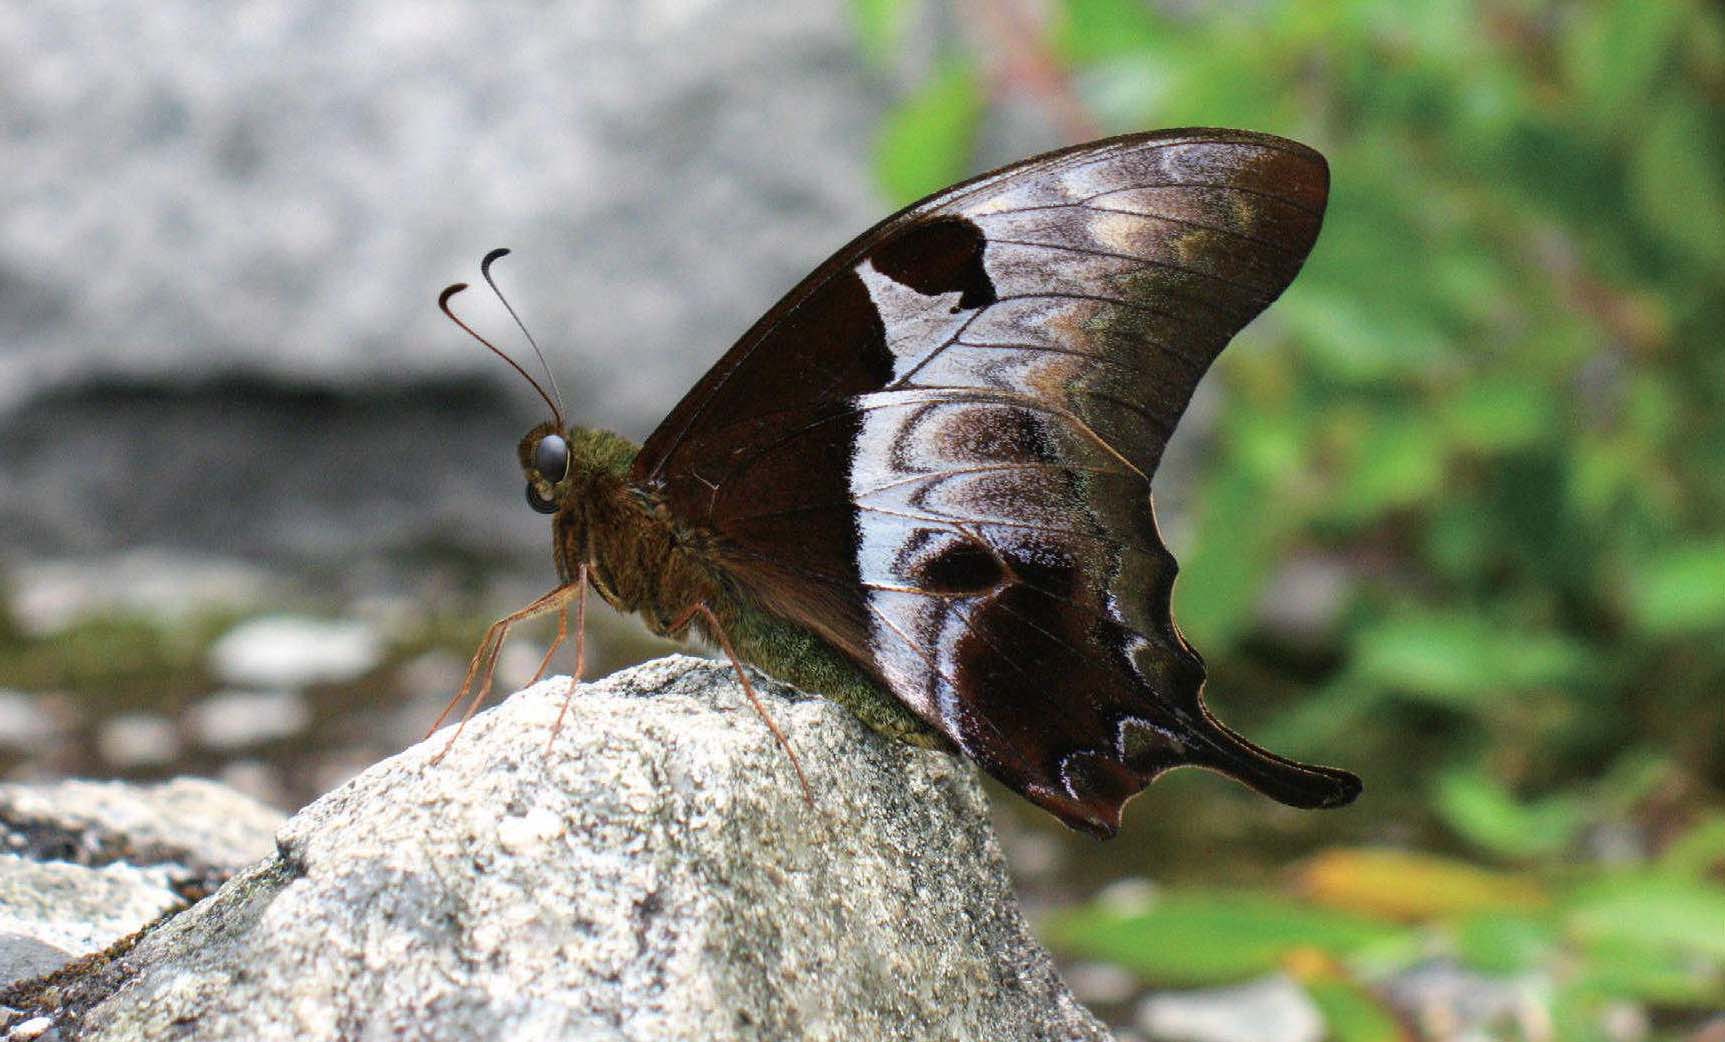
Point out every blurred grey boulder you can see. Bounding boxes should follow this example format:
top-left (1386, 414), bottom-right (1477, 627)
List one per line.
top-left (0, 1), bottom-right (888, 568)
top-left (0, 778), bottom-right (284, 990)
top-left (25, 657), bottom-right (1110, 1041)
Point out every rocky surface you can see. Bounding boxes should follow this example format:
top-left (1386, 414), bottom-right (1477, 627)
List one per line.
top-left (0, 778), bottom-right (284, 996)
top-left (8, 657), bottom-right (1111, 1042)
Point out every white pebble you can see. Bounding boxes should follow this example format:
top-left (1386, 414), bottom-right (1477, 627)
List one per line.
top-left (187, 690), bottom-right (310, 750)
top-left (96, 713), bottom-right (181, 767)
top-left (1065, 960), bottom-right (1141, 1005)
top-left (9, 1015), bottom-right (56, 1040)
top-left (209, 616), bottom-right (381, 689)
top-left (0, 690), bottom-right (63, 750)
top-left (1138, 974), bottom-right (1324, 1042)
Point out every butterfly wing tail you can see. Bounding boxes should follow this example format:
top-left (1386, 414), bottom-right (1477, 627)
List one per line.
top-left (1181, 700), bottom-right (1362, 809)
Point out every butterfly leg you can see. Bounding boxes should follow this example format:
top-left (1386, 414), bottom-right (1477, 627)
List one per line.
top-left (529, 600), bottom-right (569, 687)
top-left (426, 581), bottom-right (581, 763)
top-left (670, 601), bottom-right (814, 806)
top-left (546, 563), bottom-right (591, 752)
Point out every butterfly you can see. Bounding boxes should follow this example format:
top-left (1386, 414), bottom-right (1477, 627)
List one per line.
top-left (432, 128), bottom-right (1362, 838)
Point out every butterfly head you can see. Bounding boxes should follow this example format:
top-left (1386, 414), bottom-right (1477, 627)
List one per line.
top-left (440, 249), bottom-right (577, 517)
top-left (520, 421), bottom-right (571, 515)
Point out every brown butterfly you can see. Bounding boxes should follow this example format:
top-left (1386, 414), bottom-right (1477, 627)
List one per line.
top-left (432, 128), bottom-right (1361, 838)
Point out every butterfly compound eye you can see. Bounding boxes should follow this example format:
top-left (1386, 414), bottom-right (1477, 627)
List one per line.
top-left (526, 482), bottom-right (559, 514)
top-left (534, 433), bottom-right (570, 483)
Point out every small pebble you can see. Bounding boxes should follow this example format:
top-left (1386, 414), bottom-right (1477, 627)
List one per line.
top-left (8, 1016), bottom-right (55, 1041)
top-left (0, 692), bottom-right (62, 751)
top-left (1382, 960), bottom-right (1549, 1041)
top-left (1095, 876), bottom-right (1160, 916)
top-left (1138, 974), bottom-right (1323, 1042)
top-left (216, 760), bottom-right (287, 808)
top-left (209, 616), bottom-right (381, 689)
top-left (8, 554), bottom-right (270, 637)
top-left (187, 690), bottom-right (310, 750)
top-left (95, 714), bottom-right (181, 768)
top-left (1065, 960), bottom-right (1141, 1006)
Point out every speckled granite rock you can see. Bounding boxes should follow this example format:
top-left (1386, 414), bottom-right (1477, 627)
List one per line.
top-left (0, 778), bottom-right (284, 883)
top-left (31, 656), bottom-right (1110, 1042)
top-left (0, 778), bottom-right (284, 997)
top-left (0, 858), bottom-right (180, 990)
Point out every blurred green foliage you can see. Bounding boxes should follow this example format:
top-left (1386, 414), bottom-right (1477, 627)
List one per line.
top-left (859, 0), bottom-right (1725, 1035)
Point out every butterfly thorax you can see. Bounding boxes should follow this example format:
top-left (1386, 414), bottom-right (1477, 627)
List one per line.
top-left (542, 426), bottom-right (724, 635)
top-left (526, 425), bottom-right (945, 749)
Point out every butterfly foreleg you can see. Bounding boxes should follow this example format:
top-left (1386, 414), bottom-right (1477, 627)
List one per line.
top-left (546, 563), bottom-right (591, 750)
top-left (427, 580), bottom-right (584, 763)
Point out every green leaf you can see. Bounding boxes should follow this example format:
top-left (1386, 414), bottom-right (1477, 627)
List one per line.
top-left (1442, 379), bottom-right (1559, 453)
top-left (874, 61), bottom-right (985, 206)
top-left (1454, 912), bottom-right (1558, 975)
top-left (1054, 0), bottom-right (1163, 63)
top-left (1572, 935), bottom-right (1725, 1006)
top-left (1277, 284), bottom-right (1457, 385)
top-left (1433, 767), bottom-right (1588, 860)
top-left (1659, 815), bottom-right (1725, 880)
top-left (1560, 0), bottom-right (1687, 130)
top-left (1302, 976), bottom-right (1406, 1042)
top-left (1349, 613), bottom-right (1592, 707)
top-left (1629, 98), bottom-right (1725, 271)
top-left (1624, 540), bottom-right (1725, 636)
top-left (1047, 890), bottom-right (1410, 986)
top-left (1332, 412), bottom-right (1447, 519)
top-left (1566, 873), bottom-right (1725, 962)
top-left (1174, 464), bottom-right (1280, 649)
top-left (851, 0), bottom-right (917, 65)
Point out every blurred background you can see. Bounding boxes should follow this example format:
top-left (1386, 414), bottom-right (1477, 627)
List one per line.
top-left (3, 1), bottom-right (1723, 1039)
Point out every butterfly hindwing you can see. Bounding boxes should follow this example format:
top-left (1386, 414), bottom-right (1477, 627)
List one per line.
top-left (632, 129), bottom-right (1359, 836)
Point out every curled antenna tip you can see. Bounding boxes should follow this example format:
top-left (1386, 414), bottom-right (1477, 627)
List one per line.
top-left (481, 247), bottom-right (511, 272)
top-left (438, 283), bottom-right (469, 308)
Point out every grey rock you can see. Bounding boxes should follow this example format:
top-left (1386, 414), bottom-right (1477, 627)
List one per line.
top-left (0, 778), bottom-right (285, 881)
top-left (207, 615), bottom-right (382, 690)
top-left (0, 777), bottom-right (283, 994)
top-left (0, 696), bottom-right (62, 754)
top-left (0, 0), bottom-right (894, 568)
top-left (2, 936), bottom-right (78, 994)
top-left (186, 689), bottom-right (311, 751)
top-left (1380, 960), bottom-right (1548, 1042)
top-left (92, 715), bottom-right (181, 771)
top-left (1137, 974), bottom-right (1323, 1042)
top-left (0, 858), bottom-right (180, 988)
top-left (3, 555), bottom-right (277, 639)
top-left (52, 656), bottom-right (1110, 1042)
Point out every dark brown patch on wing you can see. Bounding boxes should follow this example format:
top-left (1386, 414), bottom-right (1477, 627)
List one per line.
top-left (868, 216), bottom-right (998, 310)
top-left (634, 130), bottom-right (1360, 835)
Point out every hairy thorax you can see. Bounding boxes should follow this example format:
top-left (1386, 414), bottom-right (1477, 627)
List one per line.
top-left (550, 428), bottom-right (720, 637)
top-left (544, 426), bottom-right (943, 749)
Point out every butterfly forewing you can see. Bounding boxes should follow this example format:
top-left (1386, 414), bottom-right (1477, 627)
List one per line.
top-left (632, 129), bottom-right (1359, 836)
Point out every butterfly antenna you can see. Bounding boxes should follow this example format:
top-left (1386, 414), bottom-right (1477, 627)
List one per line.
top-left (480, 248), bottom-right (567, 429)
top-left (438, 282), bottom-right (566, 429)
